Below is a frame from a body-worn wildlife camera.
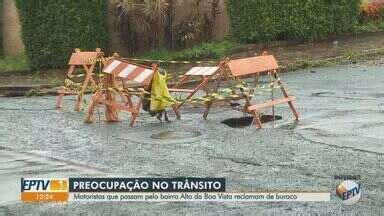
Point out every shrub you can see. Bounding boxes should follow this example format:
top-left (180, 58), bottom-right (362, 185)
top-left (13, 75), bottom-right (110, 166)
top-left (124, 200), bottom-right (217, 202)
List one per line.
top-left (360, 2), bottom-right (384, 21)
top-left (139, 40), bottom-right (240, 61)
top-left (15, 0), bottom-right (108, 69)
top-left (175, 40), bottom-right (239, 60)
top-left (0, 54), bottom-right (29, 73)
top-left (226, 0), bottom-right (361, 43)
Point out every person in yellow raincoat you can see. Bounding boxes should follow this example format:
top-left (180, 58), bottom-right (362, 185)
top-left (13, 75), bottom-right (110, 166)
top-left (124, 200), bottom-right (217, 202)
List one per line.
top-left (143, 68), bottom-right (175, 122)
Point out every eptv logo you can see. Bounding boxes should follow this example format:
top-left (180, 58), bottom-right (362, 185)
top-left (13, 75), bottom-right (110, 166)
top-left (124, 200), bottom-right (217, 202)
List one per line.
top-left (336, 180), bottom-right (362, 205)
top-left (21, 178), bottom-right (68, 202)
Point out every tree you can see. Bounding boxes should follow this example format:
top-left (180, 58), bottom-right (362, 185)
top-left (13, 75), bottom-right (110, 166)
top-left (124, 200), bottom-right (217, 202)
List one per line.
top-left (117, 0), bottom-right (170, 50)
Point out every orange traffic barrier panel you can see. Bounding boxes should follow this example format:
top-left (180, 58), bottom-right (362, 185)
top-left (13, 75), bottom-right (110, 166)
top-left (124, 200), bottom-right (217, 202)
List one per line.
top-left (84, 57), bottom-right (179, 126)
top-left (168, 61), bottom-right (229, 119)
top-left (203, 52), bottom-right (299, 129)
top-left (56, 48), bottom-right (103, 111)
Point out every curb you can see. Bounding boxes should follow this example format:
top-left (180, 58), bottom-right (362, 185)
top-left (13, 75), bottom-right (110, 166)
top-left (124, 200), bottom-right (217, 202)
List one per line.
top-left (0, 84), bottom-right (58, 97)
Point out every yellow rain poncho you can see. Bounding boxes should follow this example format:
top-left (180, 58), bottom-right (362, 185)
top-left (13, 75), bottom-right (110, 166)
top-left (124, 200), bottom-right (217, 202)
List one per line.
top-left (150, 70), bottom-right (175, 112)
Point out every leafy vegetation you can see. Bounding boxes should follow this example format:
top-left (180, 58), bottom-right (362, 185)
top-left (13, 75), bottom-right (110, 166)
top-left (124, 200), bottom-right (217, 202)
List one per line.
top-left (0, 54), bottom-right (29, 73)
top-left (15, 0), bottom-right (108, 69)
top-left (226, 0), bottom-right (361, 43)
top-left (355, 1), bottom-right (384, 33)
top-left (139, 40), bottom-right (240, 60)
top-left (117, 0), bottom-right (170, 51)
top-left (354, 21), bottom-right (384, 33)
top-left (360, 1), bottom-right (384, 21)
top-left (8, 0), bottom-right (384, 73)
top-left (116, 0), bottom-right (221, 53)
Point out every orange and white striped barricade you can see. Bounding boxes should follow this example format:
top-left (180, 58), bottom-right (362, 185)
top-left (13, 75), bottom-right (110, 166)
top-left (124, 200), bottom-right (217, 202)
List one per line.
top-left (203, 53), bottom-right (299, 129)
top-left (56, 48), bottom-right (103, 111)
top-left (85, 58), bottom-right (179, 126)
top-left (168, 62), bottom-right (228, 119)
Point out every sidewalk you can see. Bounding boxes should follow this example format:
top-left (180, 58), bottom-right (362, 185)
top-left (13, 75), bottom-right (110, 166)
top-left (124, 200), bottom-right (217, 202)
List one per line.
top-left (1, 32), bottom-right (384, 96)
top-left (232, 31), bottom-right (384, 68)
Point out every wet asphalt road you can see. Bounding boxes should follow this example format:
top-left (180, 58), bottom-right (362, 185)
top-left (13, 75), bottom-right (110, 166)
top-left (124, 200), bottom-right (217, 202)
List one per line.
top-left (0, 63), bottom-right (383, 215)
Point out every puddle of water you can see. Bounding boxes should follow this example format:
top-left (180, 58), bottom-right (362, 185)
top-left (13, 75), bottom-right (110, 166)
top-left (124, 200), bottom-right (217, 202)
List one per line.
top-left (151, 131), bottom-right (202, 140)
top-left (222, 115), bottom-right (283, 128)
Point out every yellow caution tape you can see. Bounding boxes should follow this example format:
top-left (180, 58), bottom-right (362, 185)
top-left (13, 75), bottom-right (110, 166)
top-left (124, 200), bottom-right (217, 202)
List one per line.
top-left (122, 57), bottom-right (218, 65)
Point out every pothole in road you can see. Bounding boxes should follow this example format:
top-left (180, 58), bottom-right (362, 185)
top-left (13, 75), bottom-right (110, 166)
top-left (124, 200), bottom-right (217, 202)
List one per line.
top-left (151, 131), bottom-right (202, 140)
top-left (222, 115), bottom-right (283, 128)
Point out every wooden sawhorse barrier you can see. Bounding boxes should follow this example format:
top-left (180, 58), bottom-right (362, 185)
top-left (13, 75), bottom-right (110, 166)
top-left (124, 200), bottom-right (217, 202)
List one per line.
top-left (203, 53), bottom-right (299, 129)
top-left (169, 62), bottom-right (228, 119)
top-left (56, 48), bottom-right (102, 111)
top-left (85, 58), bottom-right (179, 126)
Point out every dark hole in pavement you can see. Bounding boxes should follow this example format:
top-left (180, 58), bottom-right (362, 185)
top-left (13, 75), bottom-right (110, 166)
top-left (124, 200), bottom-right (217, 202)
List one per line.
top-left (151, 131), bottom-right (202, 140)
top-left (222, 115), bottom-right (282, 128)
